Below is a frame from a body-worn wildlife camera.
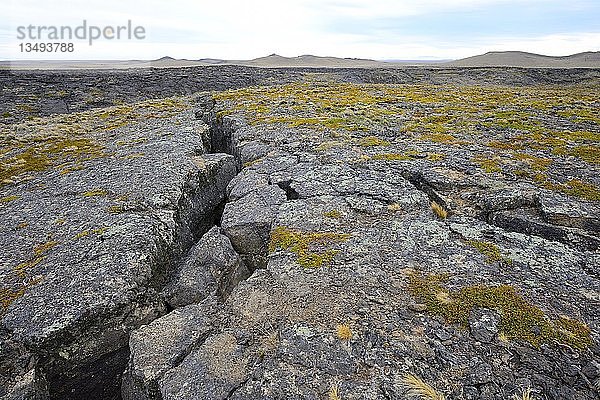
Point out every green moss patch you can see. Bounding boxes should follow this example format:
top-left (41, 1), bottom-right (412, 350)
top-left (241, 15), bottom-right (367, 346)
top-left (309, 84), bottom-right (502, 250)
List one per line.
top-left (0, 195), bottom-right (20, 203)
top-left (467, 240), bottom-right (512, 264)
top-left (358, 136), bottom-right (390, 147)
top-left (83, 189), bottom-right (108, 197)
top-left (408, 272), bottom-right (592, 350)
top-left (0, 96), bottom-right (189, 187)
top-left (0, 138), bottom-right (105, 186)
top-left (472, 155), bottom-right (502, 173)
top-left (269, 226), bottom-right (350, 268)
top-left (323, 209), bottom-right (342, 219)
top-left (372, 151), bottom-right (445, 162)
top-left (543, 179), bottom-right (600, 202)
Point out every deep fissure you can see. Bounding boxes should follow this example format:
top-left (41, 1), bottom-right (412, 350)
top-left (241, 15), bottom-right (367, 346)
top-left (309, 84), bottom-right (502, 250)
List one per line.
top-left (43, 97), bottom-right (245, 400)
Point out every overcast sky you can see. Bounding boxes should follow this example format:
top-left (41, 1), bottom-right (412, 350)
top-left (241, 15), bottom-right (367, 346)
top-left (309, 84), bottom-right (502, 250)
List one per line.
top-left (2, 0), bottom-right (599, 60)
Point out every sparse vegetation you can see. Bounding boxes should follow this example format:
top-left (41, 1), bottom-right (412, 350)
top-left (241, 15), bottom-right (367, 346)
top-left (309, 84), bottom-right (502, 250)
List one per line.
top-left (75, 227), bottom-right (108, 239)
top-left (0, 195), bottom-right (19, 203)
top-left (387, 203), bottom-right (402, 212)
top-left (107, 205), bottom-right (125, 214)
top-left (269, 226), bottom-right (350, 268)
top-left (33, 240), bottom-right (59, 256)
top-left (324, 209), bottom-right (342, 219)
top-left (511, 387), bottom-right (534, 400)
top-left (358, 136), bottom-right (390, 147)
top-left (215, 82), bottom-right (600, 205)
top-left (407, 272), bottom-right (592, 349)
top-left (1, 286), bottom-right (27, 315)
top-left (473, 155), bottom-right (502, 173)
top-left (400, 373), bottom-right (446, 400)
top-left (467, 240), bottom-right (512, 264)
top-left (431, 201), bottom-right (447, 219)
top-left (83, 189), bottom-right (108, 197)
top-left (328, 384), bottom-right (342, 400)
top-left (336, 324), bottom-right (353, 341)
top-left (0, 96), bottom-right (189, 187)
top-left (372, 151), bottom-right (444, 162)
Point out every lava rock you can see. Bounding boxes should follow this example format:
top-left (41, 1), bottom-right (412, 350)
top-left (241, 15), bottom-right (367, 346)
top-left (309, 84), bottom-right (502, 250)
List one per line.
top-left (468, 308), bottom-right (500, 343)
top-left (122, 298), bottom-right (221, 400)
top-left (163, 226), bottom-right (251, 307)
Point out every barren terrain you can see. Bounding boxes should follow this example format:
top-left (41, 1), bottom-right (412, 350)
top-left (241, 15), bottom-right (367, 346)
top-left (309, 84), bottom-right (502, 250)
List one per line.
top-left (0, 66), bottom-right (599, 400)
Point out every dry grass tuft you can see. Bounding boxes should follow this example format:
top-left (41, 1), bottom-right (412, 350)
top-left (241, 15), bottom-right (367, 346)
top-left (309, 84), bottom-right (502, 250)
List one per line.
top-left (387, 203), bottom-right (402, 212)
top-left (329, 384), bottom-right (342, 400)
top-left (400, 373), bottom-right (446, 400)
top-left (336, 324), bottom-right (353, 341)
top-left (431, 201), bottom-right (448, 219)
top-left (511, 387), bottom-right (534, 400)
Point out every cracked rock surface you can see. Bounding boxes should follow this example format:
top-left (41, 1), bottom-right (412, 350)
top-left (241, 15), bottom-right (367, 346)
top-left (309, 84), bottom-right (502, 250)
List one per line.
top-left (1, 67), bottom-right (599, 400)
top-left (0, 96), bottom-right (236, 398)
top-left (150, 80), bottom-right (598, 399)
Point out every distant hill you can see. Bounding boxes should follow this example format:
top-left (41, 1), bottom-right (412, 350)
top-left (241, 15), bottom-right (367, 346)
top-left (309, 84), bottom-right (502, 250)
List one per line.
top-left (3, 52), bottom-right (599, 70)
top-left (229, 54), bottom-right (397, 68)
top-left (445, 51), bottom-right (600, 68)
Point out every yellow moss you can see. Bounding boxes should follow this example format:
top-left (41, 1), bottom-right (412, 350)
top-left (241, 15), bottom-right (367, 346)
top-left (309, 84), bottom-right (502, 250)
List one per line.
top-left (373, 153), bottom-right (412, 161)
top-left (419, 132), bottom-right (458, 144)
top-left (107, 205), bottom-right (125, 214)
top-left (323, 209), bottom-right (342, 219)
top-left (14, 256), bottom-right (44, 277)
top-left (115, 137), bottom-right (148, 146)
top-left (558, 108), bottom-right (600, 125)
top-left (0, 195), bottom-right (19, 203)
top-left (358, 136), bottom-right (390, 147)
top-left (372, 151), bottom-right (444, 162)
top-left (82, 189), bottom-right (108, 197)
top-left (488, 140), bottom-right (526, 151)
top-left (467, 240), bottom-right (512, 264)
top-left (473, 155), bottom-right (502, 173)
top-left (75, 227), bottom-right (108, 239)
top-left (268, 226), bottom-right (350, 268)
top-left (408, 272), bottom-right (592, 350)
top-left (387, 203), bottom-right (402, 212)
top-left (33, 240), bottom-right (59, 256)
top-left (315, 141), bottom-right (345, 151)
top-left (426, 153), bottom-right (446, 162)
top-left (543, 179), bottom-right (600, 202)
top-left (212, 84), bottom-right (599, 154)
top-left (243, 157), bottom-right (264, 167)
top-left (0, 138), bottom-right (105, 186)
top-left (16, 104), bottom-right (36, 113)
top-left (1, 96), bottom-right (190, 187)
top-left (514, 153), bottom-right (552, 171)
top-left (569, 145), bottom-right (600, 165)
top-left (1, 287), bottom-right (27, 315)
top-left (121, 152), bottom-right (145, 160)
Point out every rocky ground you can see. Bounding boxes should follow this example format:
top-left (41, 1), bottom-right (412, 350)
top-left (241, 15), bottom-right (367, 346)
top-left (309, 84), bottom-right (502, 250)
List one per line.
top-left (0, 67), bottom-right (599, 400)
